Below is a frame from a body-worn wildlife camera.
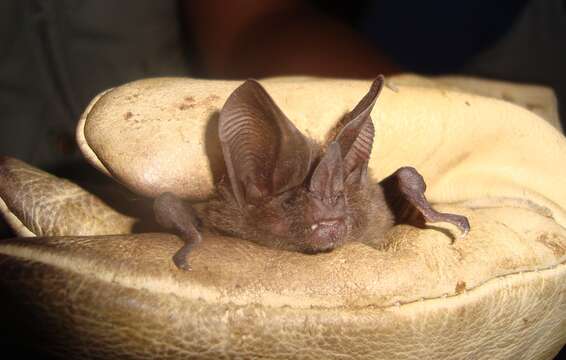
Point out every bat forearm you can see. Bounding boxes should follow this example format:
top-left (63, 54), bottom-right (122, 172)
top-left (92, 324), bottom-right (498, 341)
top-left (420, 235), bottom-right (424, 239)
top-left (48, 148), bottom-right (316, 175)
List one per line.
top-left (380, 167), bottom-right (470, 236)
top-left (154, 193), bottom-right (202, 270)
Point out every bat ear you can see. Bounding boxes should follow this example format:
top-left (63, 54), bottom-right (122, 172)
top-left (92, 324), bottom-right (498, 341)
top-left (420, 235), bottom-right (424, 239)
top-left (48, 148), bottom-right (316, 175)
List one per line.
top-left (334, 75), bottom-right (384, 185)
top-left (309, 142), bottom-right (344, 198)
top-left (219, 79), bottom-right (313, 207)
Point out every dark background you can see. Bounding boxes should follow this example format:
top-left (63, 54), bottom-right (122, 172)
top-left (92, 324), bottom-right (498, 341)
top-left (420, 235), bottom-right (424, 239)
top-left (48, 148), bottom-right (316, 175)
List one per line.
top-left (1, 0), bottom-right (565, 358)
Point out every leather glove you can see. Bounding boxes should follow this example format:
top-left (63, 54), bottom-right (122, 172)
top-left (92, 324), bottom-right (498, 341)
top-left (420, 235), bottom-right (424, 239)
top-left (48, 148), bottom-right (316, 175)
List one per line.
top-left (1, 76), bottom-right (565, 359)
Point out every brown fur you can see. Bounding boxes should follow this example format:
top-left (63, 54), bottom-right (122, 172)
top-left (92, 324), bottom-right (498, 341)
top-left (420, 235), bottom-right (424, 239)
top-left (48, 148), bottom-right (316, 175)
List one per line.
top-left (155, 76), bottom-right (469, 270)
top-left (199, 144), bottom-right (394, 253)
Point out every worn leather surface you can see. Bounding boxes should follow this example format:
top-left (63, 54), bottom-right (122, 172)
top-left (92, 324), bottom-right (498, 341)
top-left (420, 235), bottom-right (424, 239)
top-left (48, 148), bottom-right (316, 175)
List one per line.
top-left (76, 78), bottom-right (566, 232)
top-left (1, 229), bottom-right (565, 359)
top-left (0, 156), bottom-right (135, 237)
top-left (1, 76), bottom-right (566, 359)
top-left (390, 74), bottom-right (561, 131)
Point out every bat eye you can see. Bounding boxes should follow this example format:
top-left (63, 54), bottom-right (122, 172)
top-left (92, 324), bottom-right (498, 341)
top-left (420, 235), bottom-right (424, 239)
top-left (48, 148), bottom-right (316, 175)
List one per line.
top-left (330, 192), bottom-right (344, 204)
top-left (310, 192), bottom-right (343, 205)
top-left (282, 197), bottom-right (294, 209)
top-left (278, 192), bottom-right (295, 209)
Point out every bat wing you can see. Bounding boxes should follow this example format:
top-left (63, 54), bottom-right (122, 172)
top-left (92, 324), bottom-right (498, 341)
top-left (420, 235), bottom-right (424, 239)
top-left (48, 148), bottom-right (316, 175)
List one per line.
top-left (219, 79), bottom-right (312, 207)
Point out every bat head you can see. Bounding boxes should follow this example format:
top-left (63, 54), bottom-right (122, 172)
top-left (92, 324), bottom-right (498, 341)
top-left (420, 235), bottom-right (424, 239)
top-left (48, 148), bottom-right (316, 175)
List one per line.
top-left (216, 76), bottom-right (384, 253)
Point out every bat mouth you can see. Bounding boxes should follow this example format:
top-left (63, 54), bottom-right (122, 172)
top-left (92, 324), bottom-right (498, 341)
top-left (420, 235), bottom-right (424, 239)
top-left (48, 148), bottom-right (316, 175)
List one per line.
top-left (309, 218), bottom-right (345, 231)
top-left (302, 218), bottom-right (346, 253)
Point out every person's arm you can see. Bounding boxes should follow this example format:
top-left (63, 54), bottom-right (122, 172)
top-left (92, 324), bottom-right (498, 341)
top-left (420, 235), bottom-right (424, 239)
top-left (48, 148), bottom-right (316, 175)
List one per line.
top-left (182, 0), bottom-right (400, 78)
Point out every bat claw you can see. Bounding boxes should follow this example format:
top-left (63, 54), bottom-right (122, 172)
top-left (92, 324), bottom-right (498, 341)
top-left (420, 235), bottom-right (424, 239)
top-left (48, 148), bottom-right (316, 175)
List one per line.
top-left (431, 213), bottom-right (470, 240)
top-left (176, 262), bottom-right (193, 272)
top-left (173, 253), bottom-right (193, 271)
top-left (453, 216), bottom-right (470, 238)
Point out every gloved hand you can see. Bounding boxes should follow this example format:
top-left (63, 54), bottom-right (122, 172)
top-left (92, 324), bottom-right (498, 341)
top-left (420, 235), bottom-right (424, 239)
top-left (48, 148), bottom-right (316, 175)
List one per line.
top-left (1, 76), bottom-right (565, 360)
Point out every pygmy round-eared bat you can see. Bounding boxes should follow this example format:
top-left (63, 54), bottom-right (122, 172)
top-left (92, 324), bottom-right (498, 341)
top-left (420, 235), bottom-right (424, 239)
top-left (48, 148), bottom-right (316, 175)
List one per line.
top-left (154, 75), bottom-right (470, 270)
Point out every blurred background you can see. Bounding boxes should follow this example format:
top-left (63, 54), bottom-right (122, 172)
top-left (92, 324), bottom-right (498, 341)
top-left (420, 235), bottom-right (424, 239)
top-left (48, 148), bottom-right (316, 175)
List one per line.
top-left (1, 1), bottom-right (565, 358)
top-left (1, 0), bottom-right (565, 172)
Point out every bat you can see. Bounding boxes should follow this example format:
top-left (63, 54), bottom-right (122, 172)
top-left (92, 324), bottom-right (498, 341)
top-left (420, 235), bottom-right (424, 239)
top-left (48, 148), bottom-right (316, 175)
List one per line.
top-left (154, 75), bottom-right (470, 270)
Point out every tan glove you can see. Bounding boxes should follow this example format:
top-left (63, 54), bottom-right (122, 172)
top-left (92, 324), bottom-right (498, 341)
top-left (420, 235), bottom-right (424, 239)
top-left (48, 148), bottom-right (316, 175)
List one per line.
top-left (1, 76), bottom-right (565, 359)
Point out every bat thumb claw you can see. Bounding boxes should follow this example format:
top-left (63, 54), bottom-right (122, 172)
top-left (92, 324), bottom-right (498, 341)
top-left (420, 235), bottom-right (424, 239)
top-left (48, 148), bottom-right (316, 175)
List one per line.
top-left (173, 254), bottom-right (193, 271)
top-left (458, 218), bottom-right (471, 239)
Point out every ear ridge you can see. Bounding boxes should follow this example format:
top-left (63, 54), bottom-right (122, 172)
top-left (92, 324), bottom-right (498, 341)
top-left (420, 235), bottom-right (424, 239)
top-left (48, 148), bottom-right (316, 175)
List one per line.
top-left (219, 80), bottom-right (312, 207)
top-left (335, 76), bottom-right (384, 178)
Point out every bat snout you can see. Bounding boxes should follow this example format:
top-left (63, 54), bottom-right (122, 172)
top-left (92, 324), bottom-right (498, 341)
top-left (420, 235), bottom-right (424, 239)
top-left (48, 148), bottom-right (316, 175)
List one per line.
top-left (303, 218), bottom-right (347, 253)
